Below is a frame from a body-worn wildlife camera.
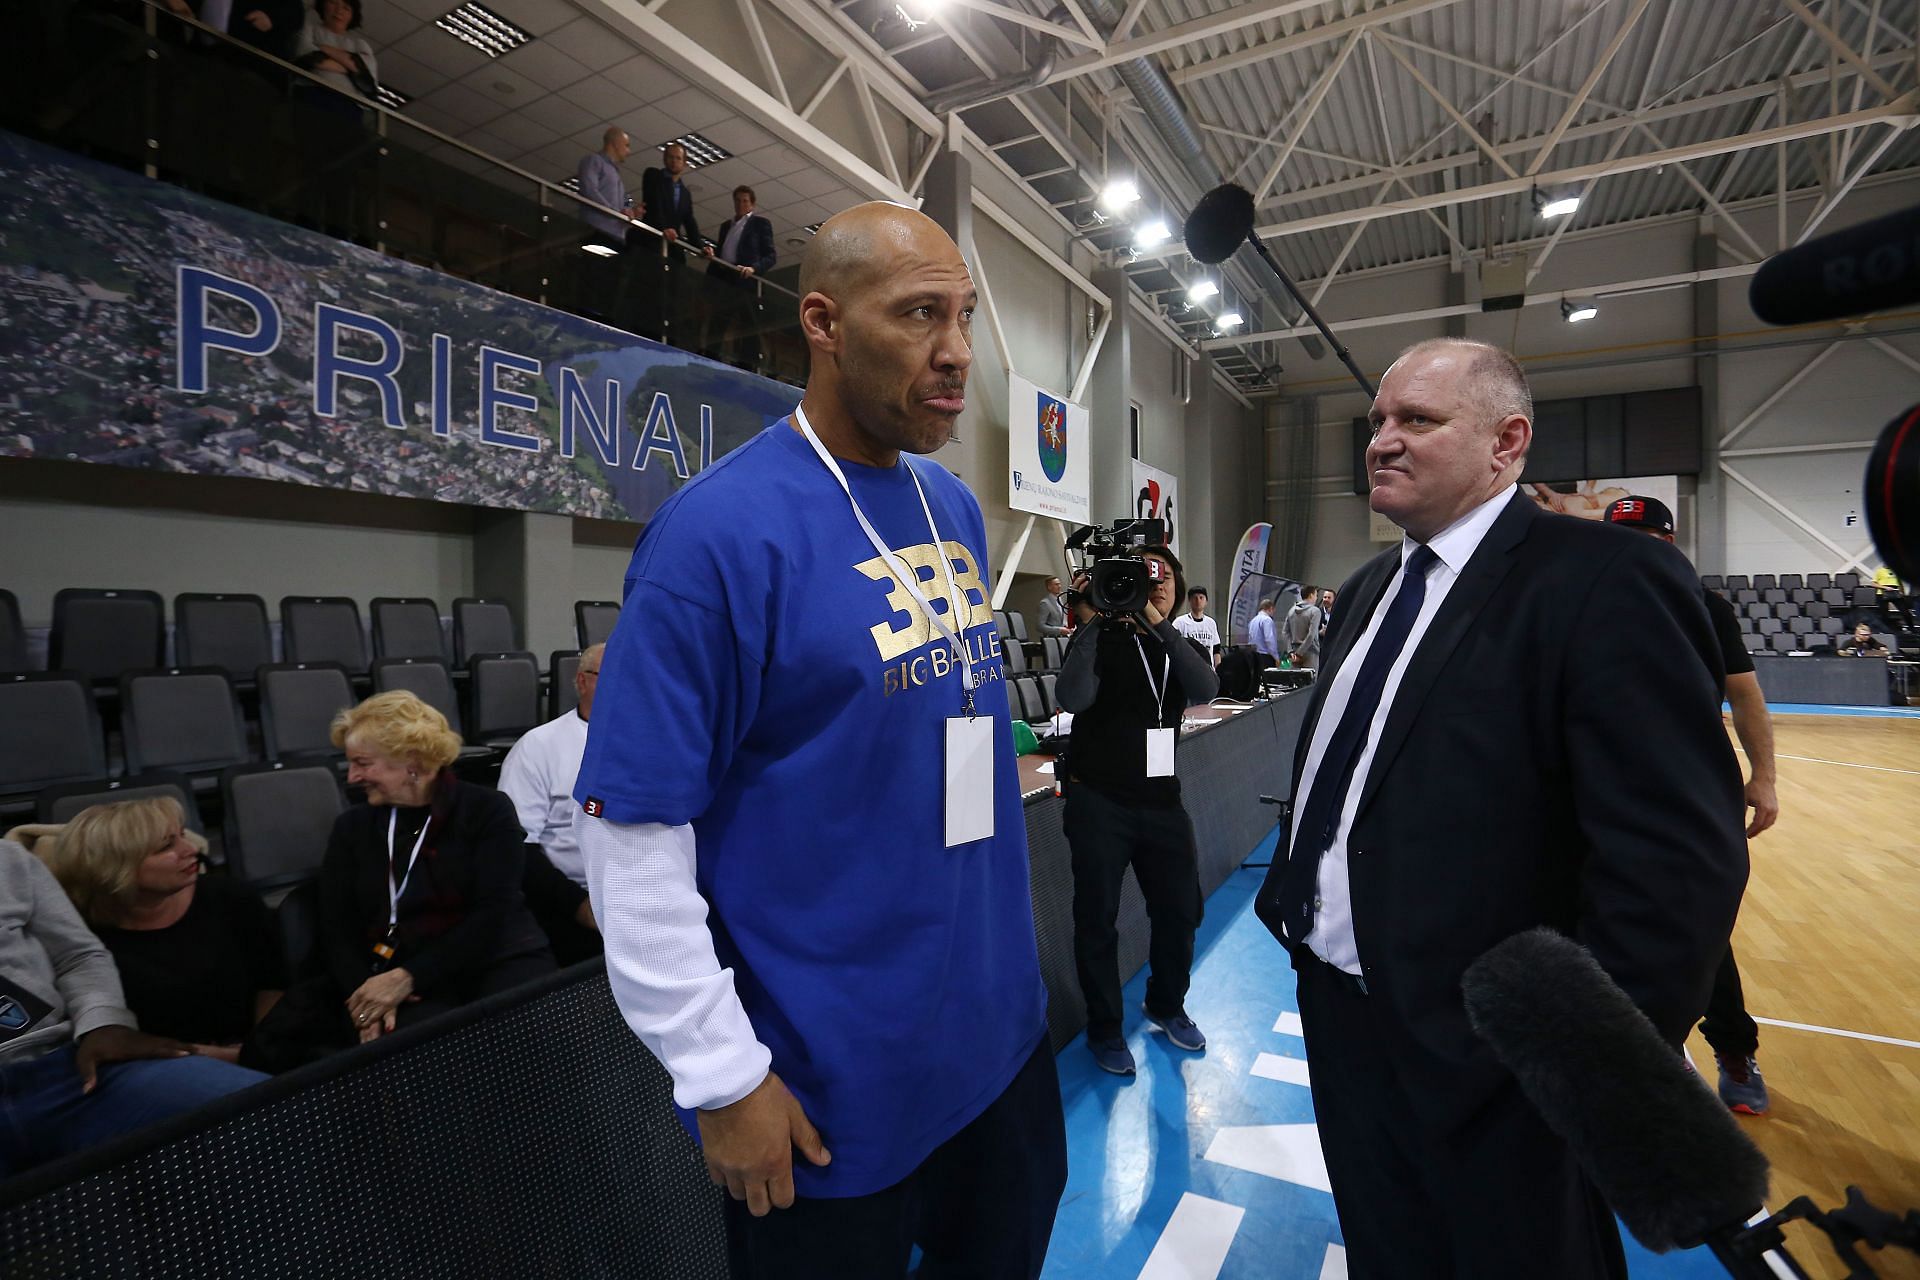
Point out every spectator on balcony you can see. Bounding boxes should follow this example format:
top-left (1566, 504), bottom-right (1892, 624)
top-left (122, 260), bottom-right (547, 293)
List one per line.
top-left (228, 0), bottom-right (304, 63)
top-left (703, 185), bottom-right (776, 369)
top-left (294, 0), bottom-right (379, 106)
top-left (0, 839), bottom-right (265, 1179)
top-left (37, 798), bottom-right (286, 1066)
top-left (576, 127), bottom-right (639, 325)
top-left (636, 142), bottom-right (709, 343)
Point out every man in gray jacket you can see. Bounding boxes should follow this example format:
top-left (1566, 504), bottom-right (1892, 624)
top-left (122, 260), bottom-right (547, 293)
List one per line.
top-left (1284, 587), bottom-right (1324, 670)
top-left (0, 841), bottom-right (264, 1177)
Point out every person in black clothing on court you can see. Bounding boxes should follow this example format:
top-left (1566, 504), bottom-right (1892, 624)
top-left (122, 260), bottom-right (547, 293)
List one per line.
top-left (1603, 494), bottom-right (1778, 1115)
top-left (1056, 545), bottom-right (1218, 1076)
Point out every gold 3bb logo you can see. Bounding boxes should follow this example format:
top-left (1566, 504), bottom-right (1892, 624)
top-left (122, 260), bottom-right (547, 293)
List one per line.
top-left (855, 540), bottom-right (994, 663)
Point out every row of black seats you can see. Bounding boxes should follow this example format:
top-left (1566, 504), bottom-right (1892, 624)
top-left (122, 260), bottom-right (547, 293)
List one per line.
top-left (2, 651), bottom-right (589, 806)
top-left (1718, 586), bottom-right (1877, 611)
top-left (1005, 672), bottom-right (1061, 724)
top-left (1702, 572), bottom-right (1863, 592)
top-left (0, 589), bottom-right (621, 687)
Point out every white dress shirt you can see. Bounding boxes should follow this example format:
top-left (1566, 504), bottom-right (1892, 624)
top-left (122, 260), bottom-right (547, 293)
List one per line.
top-left (497, 710), bottom-right (591, 885)
top-left (1294, 485), bottom-right (1518, 973)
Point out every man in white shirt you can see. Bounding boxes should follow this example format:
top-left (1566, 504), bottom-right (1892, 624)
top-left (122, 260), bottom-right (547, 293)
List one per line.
top-left (1254, 337), bottom-right (1746, 1279)
top-left (1247, 597), bottom-right (1280, 664)
top-left (500, 644), bottom-right (604, 886)
top-left (1170, 586), bottom-right (1221, 666)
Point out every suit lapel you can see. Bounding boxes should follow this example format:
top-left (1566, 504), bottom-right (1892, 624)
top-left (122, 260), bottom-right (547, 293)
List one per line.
top-left (1353, 491), bottom-right (1536, 822)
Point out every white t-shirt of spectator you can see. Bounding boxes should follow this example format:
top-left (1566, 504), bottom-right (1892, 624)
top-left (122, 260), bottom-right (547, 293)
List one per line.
top-left (498, 710), bottom-right (590, 885)
top-left (1172, 612), bottom-right (1221, 661)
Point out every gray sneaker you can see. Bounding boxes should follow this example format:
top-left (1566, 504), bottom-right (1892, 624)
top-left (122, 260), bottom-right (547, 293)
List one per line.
top-left (1715, 1052), bottom-right (1769, 1115)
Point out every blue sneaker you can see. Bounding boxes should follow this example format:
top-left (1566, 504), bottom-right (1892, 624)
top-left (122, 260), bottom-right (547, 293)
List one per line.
top-left (1716, 1053), bottom-right (1769, 1115)
top-left (1143, 1006), bottom-right (1207, 1052)
top-left (1089, 1036), bottom-right (1136, 1075)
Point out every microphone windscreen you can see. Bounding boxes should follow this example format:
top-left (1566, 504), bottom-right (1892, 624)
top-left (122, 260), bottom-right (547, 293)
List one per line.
top-left (1866, 403), bottom-right (1920, 585)
top-left (1749, 202), bottom-right (1920, 325)
top-left (1461, 929), bottom-right (1770, 1252)
top-left (1184, 184), bottom-right (1257, 265)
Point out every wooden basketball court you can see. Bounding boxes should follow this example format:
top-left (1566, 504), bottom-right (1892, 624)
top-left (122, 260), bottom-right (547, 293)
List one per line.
top-left (1687, 714), bottom-right (1920, 1278)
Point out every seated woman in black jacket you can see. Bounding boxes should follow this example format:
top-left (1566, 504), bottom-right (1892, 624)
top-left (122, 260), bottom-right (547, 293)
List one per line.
top-left (322, 691), bottom-right (553, 1045)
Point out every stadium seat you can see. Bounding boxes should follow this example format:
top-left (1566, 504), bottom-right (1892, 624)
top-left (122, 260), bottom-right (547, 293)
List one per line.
top-left (0, 588), bottom-right (28, 672)
top-left (1806, 602), bottom-right (1830, 619)
top-left (273, 876), bottom-right (325, 982)
top-left (1767, 633), bottom-right (1797, 652)
top-left (453, 598), bottom-right (519, 669)
top-left (1779, 574), bottom-right (1803, 590)
top-left (993, 611), bottom-right (1015, 644)
top-left (1700, 575), bottom-right (1723, 591)
top-left (1743, 602), bottom-right (1769, 620)
top-left (281, 597), bottom-right (369, 677)
top-left (1756, 618), bottom-right (1782, 635)
top-left (575, 601), bottom-right (620, 650)
top-left (1724, 576), bottom-right (1750, 591)
top-left (1789, 588), bottom-right (1816, 604)
top-left (1007, 678), bottom-right (1034, 722)
top-left (1752, 574), bottom-right (1776, 590)
top-left (1, 672), bottom-right (109, 802)
top-left (370, 597), bottom-right (446, 662)
top-left (49, 588), bottom-right (166, 686)
top-left (1036, 672), bottom-right (1058, 719)
top-left (1836, 572), bottom-right (1860, 591)
top-left (1852, 587), bottom-right (1879, 608)
top-left (37, 770), bottom-right (205, 834)
top-left (1733, 589), bottom-right (1759, 605)
top-left (1001, 637), bottom-right (1028, 673)
top-left (1788, 616), bottom-right (1815, 636)
top-left (1807, 573), bottom-right (1832, 590)
top-left (1006, 611), bottom-right (1030, 643)
top-left (174, 593), bottom-right (274, 690)
top-left (550, 650), bottom-right (581, 719)
top-left (1042, 636), bottom-right (1067, 669)
top-left (1819, 616), bottom-right (1847, 635)
top-left (221, 761), bottom-right (346, 891)
top-left (119, 668), bottom-right (251, 783)
top-left (468, 652), bottom-right (542, 747)
top-left (258, 662), bottom-right (356, 762)
top-left (1744, 635), bottom-right (1768, 654)
top-left (1762, 588), bottom-right (1787, 605)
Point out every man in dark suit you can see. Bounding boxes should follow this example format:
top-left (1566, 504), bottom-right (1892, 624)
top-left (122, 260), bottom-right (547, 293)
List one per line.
top-left (704, 184), bottom-right (777, 369)
top-left (636, 142), bottom-right (707, 342)
top-left (1255, 338), bottom-right (1748, 1278)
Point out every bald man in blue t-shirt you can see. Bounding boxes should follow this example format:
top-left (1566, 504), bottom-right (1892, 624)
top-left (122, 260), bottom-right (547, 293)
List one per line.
top-left (575, 203), bottom-right (1062, 1278)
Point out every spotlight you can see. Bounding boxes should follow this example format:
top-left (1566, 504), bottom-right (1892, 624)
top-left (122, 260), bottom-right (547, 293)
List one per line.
top-left (1133, 219), bottom-right (1171, 249)
top-left (1561, 299), bottom-right (1598, 323)
top-left (1099, 179), bottom-right (1140, 213)
top-left (1535, 190), bottom-right (1581, 220)
top-left (1215, 311), bottom-right (1244, 330)
top-left (1187, 279), bottom-right (1219, 303)
top-left (581, 243), bottom-right (619, 258)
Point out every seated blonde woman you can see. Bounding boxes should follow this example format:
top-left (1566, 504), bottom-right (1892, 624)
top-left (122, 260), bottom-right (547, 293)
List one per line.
top-left (322, 691), bottom-right (552, 1044)
top-left (40, 798), bottom-right (285, 1065)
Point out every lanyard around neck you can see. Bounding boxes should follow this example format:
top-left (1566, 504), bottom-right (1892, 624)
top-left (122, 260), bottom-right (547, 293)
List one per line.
top-left (386, 807), bottom-right (430, 933)
top-left (794, 407), bottom-right (977, 712)
top-left (1134, 635), bottom-right (1170, 718)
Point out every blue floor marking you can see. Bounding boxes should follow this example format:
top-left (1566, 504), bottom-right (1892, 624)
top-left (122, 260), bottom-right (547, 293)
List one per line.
top-left (1046, 827), bottom-right (1728, 1279)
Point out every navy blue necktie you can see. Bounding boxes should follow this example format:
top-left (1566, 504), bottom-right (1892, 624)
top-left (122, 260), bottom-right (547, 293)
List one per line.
top-left (1274, 544), bottom-right (1441, 942)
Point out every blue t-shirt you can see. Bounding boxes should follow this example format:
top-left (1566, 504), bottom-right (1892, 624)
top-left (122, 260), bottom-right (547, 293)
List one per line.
top-left (576, 419), bottom-right (1048, 1197)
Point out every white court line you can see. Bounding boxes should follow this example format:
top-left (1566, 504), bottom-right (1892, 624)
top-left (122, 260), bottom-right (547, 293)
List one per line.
top-left (1136, 1193), bottom-right (1244, 1280)
top-left (1251, 1053), bottom-right (1312, 1087)
top-left (1273, 1011), bottom-right (1304, 1038)
top-left (1318, 1242), bottom-right (1348, 1280)
top-left (1752, 1016), bottom-right (1920, 1050)
top-left (1734, 747), bottom-right (1920, 776)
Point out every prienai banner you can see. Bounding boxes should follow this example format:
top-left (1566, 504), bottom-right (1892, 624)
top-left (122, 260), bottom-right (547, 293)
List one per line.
top-left (0, 130), bottom-right (801, 523)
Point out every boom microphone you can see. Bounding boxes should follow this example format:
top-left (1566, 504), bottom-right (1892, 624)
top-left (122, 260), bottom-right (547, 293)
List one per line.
top-left (1461, 929), bottom-right (1771, 1254)
top-left (1748, 203), bottom-right (1920, 325)
top-left (1180, 183), bottom-right (1375, 399)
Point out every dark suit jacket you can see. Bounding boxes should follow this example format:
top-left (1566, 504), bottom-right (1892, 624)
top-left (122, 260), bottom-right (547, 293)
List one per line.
top-left (1259, 491), bottom-right (1747, 1122)
top-left (708, 212), bottom-right (776, 280)
top-left (320, 771), bottom-right (549, 999)
top-left (639, 167), bottom-right (702, 246)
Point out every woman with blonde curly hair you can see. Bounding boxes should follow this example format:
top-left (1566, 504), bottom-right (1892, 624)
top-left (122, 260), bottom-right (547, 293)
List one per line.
top-left (276, 691), bottom-right (552, 1059)
top-left (42, 797), bottom-right (285, 1064)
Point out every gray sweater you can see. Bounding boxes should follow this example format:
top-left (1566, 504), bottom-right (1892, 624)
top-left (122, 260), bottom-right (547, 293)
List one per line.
top-left (0, 841), bottom-right (136, 1067)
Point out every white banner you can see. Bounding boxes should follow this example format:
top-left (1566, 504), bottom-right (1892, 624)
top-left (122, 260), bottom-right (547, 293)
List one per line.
top-left (1007, 373), bottom-right (1092, 525)
top-left (1130, 459), bottom-right (1181, 553)
top-left (1228, 522), bottom-right (1272, 611)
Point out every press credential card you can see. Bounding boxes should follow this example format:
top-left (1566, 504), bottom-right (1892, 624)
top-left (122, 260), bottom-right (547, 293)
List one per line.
top-left (945, 715), bottom-right (996, 846)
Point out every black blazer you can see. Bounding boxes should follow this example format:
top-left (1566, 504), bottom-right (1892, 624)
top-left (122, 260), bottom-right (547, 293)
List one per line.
top-left (320, 772), bottom-right (549, 998)
top-left (707, 213), bottom-right (776, 280)
top-left (640, 167), bottom-right (702, 245)
top-left (1259, 492), bottom-right (1747, 1079)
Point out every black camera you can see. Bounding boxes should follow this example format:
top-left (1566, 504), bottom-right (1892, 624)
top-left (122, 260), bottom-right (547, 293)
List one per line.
top-left (1064, 518), bottom-right (1169, 617)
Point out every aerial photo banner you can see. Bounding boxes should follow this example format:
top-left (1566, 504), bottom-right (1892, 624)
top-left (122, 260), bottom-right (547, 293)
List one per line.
top-left (0, 130), bottom-right (801, 523)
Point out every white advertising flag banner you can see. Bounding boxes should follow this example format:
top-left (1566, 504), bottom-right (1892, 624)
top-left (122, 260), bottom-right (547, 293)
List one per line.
top-left (1007, 373), bottom-right (1092, 525)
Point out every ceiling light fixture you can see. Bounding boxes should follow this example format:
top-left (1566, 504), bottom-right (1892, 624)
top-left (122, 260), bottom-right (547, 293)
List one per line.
top-left (434, 2), bottom-right (531, 58)
top-left (1561, 299), bottom-right (1598, 323)
top-left (1099, 179), bottom-right (1140, 213)
top-left (1187, 279), bottom-right (1218, 303)
top-left (1534, 189), bottom-right (1581, 220)
top-left (1133, 219), bottom-right (1171, 250)
top-left (1215, 311), bottom-right (1244, 330)
top-left (658, 132), bottom-right (733, 169)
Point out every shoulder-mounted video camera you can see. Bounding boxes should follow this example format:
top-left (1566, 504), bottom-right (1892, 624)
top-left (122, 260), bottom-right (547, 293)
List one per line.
top-left (1063, 517), bottom-right (1168, 618)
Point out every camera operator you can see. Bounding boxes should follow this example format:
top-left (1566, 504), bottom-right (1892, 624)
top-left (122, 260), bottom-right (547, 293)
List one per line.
top-left (1057, 546), bottom-right (1218, 1075)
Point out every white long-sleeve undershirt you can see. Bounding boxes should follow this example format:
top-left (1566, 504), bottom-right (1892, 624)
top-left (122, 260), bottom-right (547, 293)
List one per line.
top-left (577, 815), bottom-right (771, 1111)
